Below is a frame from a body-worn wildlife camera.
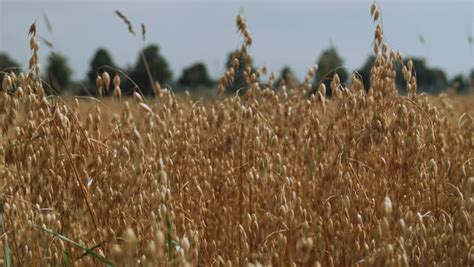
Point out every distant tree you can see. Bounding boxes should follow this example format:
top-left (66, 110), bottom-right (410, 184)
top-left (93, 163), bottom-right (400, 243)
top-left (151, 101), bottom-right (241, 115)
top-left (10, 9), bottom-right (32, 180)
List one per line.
top-left (429, 68), bottom-right (448, 91)
top-left (130, 44), bottom-right (172, 95)
top-left (357, 55), bottom-right (448, 93)
top-left (451, 74), bottom-right (468, 93)
top-left (276, 66), bottom-right (298, 88)
top-left (223, 51), bottom-right (255, 92)
top-left (394, 58), bottom-right (448, 92)
top-left (178, 62), bottom-right (213, 88)
top-left (315, 47), bottom-right (348, 96)
top-left (356, 55), bottom-right (376, 90)
top-left (0, 52), bottom-right (20, 74)
top-left (407, 58), bottom-right (431, 90)
top-left (87, 48), bottom-right (116, 85)
top-left (45, 52), bottom-right (73, 92)
top-left (470, 69), bottom-right (474, 89)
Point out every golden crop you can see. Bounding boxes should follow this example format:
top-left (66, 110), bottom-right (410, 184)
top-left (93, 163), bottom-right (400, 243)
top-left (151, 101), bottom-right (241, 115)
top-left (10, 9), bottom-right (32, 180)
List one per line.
top-left (0, 2), bottom-right (472, 266)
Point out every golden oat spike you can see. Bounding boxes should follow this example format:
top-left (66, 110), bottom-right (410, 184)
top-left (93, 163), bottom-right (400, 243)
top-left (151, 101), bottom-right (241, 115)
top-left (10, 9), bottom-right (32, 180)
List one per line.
top-left (141, 23), bottom-right (146, 41)
top-left (115, 10), bottom-right (136, 36)
top-left (370, 2), bottom-right (377, 16)
top-left (28, 21), bottom-right (36, 36)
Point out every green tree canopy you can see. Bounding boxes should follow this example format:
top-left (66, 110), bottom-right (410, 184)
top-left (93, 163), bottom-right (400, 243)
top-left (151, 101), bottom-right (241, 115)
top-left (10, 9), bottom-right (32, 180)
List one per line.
top-left (356, 55), bottom-right (376, 91)
top-left (394, 58), bottom-right (448, 92)
top-left (470, 69), bottom-right (474, 87)
top-left (276, 66), bottom-right (298, 88)
top-left (357, 55), bottom-right (448, 93)
top-left (224, 51), bottom-right (255, 92)
top-left (400, 58), bottom-right (431, 89)
top-left (315, 47), bottom-right (348, 96)
top-left (130, 44), bottom-right (172, 95)
top-left (87, 48), bottom-right (116, 85)
top-left (451, 74), bottom-right (468, 93)
top-left (45, 52), bottom-right (73, 92)
top-left (178, 62), bottom-right (213, 88)
top-left (0, 52), bottom-right (20, 74)
top-left (429, 68), bottom-right (448, 90)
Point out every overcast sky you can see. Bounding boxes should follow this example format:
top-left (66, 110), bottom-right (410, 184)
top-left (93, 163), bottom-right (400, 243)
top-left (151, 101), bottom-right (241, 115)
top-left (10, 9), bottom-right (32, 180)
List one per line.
top-left (1, 0), bottom-right (472, 81)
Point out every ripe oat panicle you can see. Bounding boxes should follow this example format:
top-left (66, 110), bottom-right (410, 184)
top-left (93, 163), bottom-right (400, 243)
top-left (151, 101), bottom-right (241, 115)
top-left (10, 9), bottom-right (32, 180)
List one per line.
top-left (0, 2), bottom-right (471, 267)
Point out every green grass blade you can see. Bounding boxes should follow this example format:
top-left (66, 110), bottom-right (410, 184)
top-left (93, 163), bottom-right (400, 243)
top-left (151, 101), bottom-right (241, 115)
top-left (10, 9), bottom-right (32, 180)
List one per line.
top-left (3, 242), bottom-right (11, 267)
top-left (76, 240), bottom-right (108, 261)
top-left (29, 222), bottom-right (114, 266)
top-left (167, 207), bottom-right (173, 264)
top-left (62, 249), bottom-right (71, 267)
top-left (1, 200), bottom-right (10, 267)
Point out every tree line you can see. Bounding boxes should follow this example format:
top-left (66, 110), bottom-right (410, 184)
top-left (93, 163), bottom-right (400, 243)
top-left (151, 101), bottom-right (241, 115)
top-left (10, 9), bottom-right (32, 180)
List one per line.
top-left (0, 45), bottom-right (473, 96)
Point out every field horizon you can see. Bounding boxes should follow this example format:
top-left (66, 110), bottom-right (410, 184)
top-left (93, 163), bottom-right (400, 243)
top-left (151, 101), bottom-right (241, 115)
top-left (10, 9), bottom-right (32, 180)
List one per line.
top-left (0, 2), bottom-right (473, 266)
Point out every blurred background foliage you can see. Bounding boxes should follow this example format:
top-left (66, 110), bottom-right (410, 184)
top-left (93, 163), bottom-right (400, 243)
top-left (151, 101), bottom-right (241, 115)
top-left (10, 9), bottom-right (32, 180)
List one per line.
top-left (1, 44), bottom-right (472, 96)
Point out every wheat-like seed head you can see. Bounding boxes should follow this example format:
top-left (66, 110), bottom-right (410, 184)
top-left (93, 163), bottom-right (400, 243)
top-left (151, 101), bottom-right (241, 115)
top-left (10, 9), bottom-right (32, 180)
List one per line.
top-left (96, 75), bottom-right (103, 96)
top-left (0, 3), bottom-right (471, 267)
top-left (102, 71), bottom-right (111, 93)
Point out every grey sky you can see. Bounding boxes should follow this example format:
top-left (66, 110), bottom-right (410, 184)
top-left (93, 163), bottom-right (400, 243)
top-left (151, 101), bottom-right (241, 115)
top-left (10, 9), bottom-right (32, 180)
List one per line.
top-left (1, 0), bottom-right (472, 82)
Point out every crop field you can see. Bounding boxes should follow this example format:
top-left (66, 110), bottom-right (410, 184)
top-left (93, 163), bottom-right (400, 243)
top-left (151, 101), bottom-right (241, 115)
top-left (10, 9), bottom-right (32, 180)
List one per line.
top-left (0, 2), bottom-right (473, 267)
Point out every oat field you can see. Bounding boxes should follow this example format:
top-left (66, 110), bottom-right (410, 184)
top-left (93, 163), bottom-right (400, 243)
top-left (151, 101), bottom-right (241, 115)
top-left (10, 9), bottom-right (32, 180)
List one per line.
top-left (0, 3), bottom-right (473, 267)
